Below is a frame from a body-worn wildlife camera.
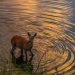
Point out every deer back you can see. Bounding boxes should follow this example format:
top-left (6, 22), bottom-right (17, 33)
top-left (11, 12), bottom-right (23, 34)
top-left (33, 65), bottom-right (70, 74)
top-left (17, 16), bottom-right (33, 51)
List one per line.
top-left (11, 35), bottom-right (28, 48)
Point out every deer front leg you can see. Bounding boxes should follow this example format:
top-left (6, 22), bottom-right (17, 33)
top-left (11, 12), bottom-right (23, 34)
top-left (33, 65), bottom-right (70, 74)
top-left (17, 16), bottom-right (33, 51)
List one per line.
top-left (18, 48), bottom-right (24, 63)
top-left (29, 50), bottom-right (34, 62)
top-left (20, 48), bottom-right (24, 59)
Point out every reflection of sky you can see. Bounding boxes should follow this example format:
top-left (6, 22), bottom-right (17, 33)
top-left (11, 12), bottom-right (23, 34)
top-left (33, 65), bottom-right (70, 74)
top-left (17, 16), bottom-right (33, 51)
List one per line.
top-left (69, 0), bottom-right (75, 23)
top-left (67, 0), bottom-right (75, 32)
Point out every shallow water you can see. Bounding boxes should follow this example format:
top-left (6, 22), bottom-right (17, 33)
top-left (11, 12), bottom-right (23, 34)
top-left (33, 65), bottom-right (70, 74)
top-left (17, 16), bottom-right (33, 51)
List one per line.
top-left (0, 0), bottom-right (75, 74)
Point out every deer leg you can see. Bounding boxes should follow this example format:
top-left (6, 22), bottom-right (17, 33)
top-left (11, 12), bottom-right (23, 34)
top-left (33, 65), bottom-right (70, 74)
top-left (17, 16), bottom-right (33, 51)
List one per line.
top-left (25, 50), bottom-right (27, 63)
top-left (10, 46), bottom-right (16, 57)
top-left (20, 48), bottom-right (23, 58)
top-left (29, 50), bottom-right (34, 62)
top-left (16, 48), bottom-right (24, 64)
top-left (10, 46), bottom-right (16, 63)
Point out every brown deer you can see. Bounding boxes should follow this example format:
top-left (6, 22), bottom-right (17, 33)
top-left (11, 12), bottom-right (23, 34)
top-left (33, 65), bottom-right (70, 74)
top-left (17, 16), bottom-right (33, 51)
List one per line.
top-left (11, 32), bottom-right (37, 63)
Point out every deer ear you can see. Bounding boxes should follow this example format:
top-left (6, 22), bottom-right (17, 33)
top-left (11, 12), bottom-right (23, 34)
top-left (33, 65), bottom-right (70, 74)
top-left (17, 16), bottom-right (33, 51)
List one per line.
top-left (27, 32), bottom-right (30, 36)
top-left (35, 33), bottom-right (37, 36)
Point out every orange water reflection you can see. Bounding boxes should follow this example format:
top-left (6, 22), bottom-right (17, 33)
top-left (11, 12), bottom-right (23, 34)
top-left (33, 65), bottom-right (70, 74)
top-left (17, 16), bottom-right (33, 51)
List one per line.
top-left (0, 0), bottom-right (75, 75)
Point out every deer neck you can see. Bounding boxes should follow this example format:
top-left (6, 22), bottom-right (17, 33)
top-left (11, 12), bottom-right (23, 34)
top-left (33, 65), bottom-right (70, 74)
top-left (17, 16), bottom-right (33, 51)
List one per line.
top-left (28, 40), bottom-right (33, 48)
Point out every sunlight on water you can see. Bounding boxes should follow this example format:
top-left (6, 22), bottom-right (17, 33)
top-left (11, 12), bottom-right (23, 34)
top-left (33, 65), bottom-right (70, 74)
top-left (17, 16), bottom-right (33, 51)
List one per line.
top-left (0, 0), bottom-right (75, 75)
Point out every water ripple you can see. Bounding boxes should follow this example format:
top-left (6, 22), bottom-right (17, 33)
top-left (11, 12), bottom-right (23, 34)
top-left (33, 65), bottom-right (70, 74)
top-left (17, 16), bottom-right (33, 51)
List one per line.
top-left (0, 0), bottom-right (75, 75)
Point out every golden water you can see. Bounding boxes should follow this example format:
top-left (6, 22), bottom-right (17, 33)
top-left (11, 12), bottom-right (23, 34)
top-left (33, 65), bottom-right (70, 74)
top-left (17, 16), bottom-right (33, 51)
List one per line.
top-left (0, 0), bottom-right (75, 74)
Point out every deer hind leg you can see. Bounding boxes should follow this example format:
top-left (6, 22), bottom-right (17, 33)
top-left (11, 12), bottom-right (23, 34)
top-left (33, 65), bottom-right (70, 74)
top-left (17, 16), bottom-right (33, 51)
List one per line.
top-left (10, 46), bottom-right (16, 57)
top-left (25, 50), bottom-right (28, 63)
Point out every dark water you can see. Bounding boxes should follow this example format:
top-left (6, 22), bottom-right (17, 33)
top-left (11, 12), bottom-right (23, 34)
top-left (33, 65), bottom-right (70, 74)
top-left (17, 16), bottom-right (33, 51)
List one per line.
top-left (0, 0), bottom-right (75, 74)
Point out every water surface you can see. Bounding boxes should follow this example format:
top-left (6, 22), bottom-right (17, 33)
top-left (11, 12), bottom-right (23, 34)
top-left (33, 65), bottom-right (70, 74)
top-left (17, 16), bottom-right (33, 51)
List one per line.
top-left (0, 0), bottom-right (75, 74)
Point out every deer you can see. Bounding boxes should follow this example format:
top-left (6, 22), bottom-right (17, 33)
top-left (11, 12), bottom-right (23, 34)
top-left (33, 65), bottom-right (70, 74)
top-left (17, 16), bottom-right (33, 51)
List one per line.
top-left (10, 32), bottom-right (37, 63)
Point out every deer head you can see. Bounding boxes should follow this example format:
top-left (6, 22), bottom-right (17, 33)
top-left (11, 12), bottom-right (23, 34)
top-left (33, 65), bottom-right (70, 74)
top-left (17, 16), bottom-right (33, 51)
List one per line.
top-left (27, 32), bottom-right (37, 42)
